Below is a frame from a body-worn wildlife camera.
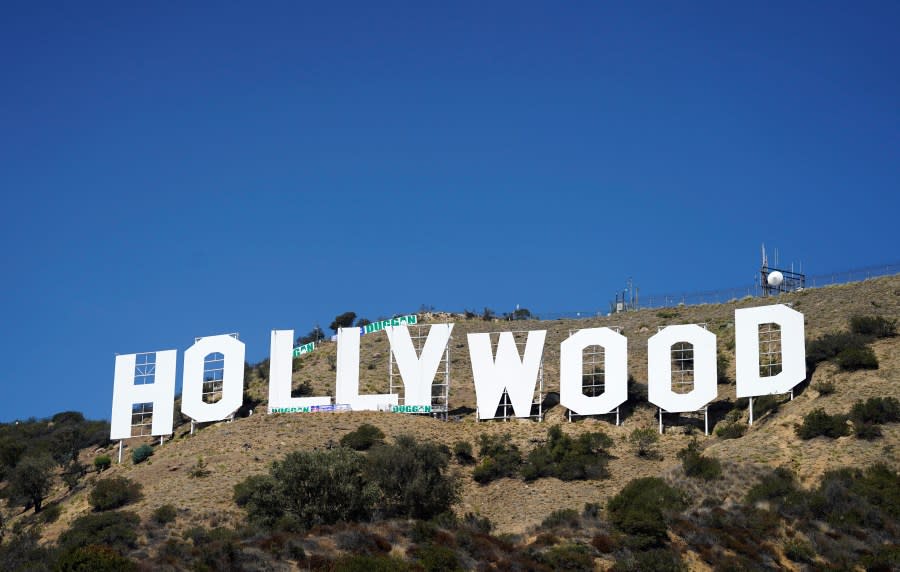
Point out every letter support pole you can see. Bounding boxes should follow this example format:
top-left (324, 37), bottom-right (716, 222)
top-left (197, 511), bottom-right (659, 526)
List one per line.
top-left (118, 440), bottom-right (123, 464)
top-left (749, 397), bottom-right (754, 426)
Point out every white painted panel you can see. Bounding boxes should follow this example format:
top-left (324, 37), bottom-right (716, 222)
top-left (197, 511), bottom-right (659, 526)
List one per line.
top-left (648, 325), bottom-right (717, 413)
top-left (182, 335), bottom-right (245, 422)
top-left (735, 304), bottom-right (806, 398)
top-left (268, 330), bottom-right (331, 412)
top-left (110, 350), bottom-right (176, 439)
top-left (468, 330), bottom-right (546, 420)
top-left (560, 327), bottom-right (627, 415)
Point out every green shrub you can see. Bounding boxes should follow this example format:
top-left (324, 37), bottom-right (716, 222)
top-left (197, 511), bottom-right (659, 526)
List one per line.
top-left (153, 504), bottom-right (177, 524)
top-left (340, 423), bottom-right (385, 451)
top-left (472, 434), bottom-right (521, 484)
top-left (836, 346), bottom-right (878, 370)
top-left (334, 554), bottom-right (411, 572)
top-left (89, 477), bottom-right (143, 511)
top-left (55, 544), bottom-right (137, 572)
top-left (753, 394), bottom-right (780, 418)
top-left (850, 397), bottom-right (900, 425)
top-left (188, 457), bottom-right (211, 478)
top-left (746, 467), bottom-right (800, 505)
top-left (806, 331), bottom-right (870, 367)
top-left (617, 548), bottom-right (686, 572)
top-left (460, 512), bottom-right (493, 534)
top-left (234, 447), bottom-right (377, 529)
top-left (783, 539), bottom-right (815, 563)
top-left (58, 511), bottom-right (140, 553)
top-left (809, 464), bottom-right (900, 530)
top-left (520, 425), bottom-right (612, 481)
top-left (41, 503), bottom-right (62, 523)
top-left (813, 379), bottom-right (836, 395)
top-left (131, 444), bottom-right (153, 464)
top-left (854, 423), bottom-right (883, 439)
top-left (336, 528), bottom-right (392, 555)
top-left (795, 408), bottom-right (850, 439)
top-left (850, 315), bottom-right (896, 338)
top-left (629, 427), bottom-right (660, 458)
top-left (677, 440), bottom-right (722, 480)
top-left (93, 455), bottom-right (112, 472)
top-left (583, 502), bottom-right (601, 519)
top-left (715, 422), bottom-right (746, 439)
top-left (540, 543), bottom-right (594, 571)
top-left (366, 434), bottom-right (458, 520)
top-left (607, 477), bottom-right (686, 548)
top-left (452, 441), bottom-right (475, 464)
top-left (540, 508), bottom-right (580, 529)
top-left (410, 543), bottom-right (461, 571)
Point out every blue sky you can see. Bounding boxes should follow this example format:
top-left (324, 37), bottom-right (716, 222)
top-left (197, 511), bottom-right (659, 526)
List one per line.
top-left (1, 2), bottom-right (898, 422)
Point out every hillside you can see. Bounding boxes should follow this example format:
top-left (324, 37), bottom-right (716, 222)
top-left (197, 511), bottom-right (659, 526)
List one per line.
top-left (3, 274), bottom-right (899, 570)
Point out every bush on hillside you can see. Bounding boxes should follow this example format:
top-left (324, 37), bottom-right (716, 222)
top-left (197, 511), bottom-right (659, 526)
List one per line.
top-left (340, 424), bottom-right (385, 451)
top-left (131, 444), bottom-right (153, 464)
top-left (836, 346), bottom-right (879, 371)
top-left (715, 422), bottom-right (747, 439)
top-left (850, 315), bottom-right (897, 338)
top-left (813, 379), bottom-right (836, 395)
top-left (539, 543), bottom-right (594, 571)
top-left (850, 397), bottom-right (900, 426)
top-left (366, 434), bottom-right (458, 520)
top-left (153, 504), bottom-right (178, 524)
top-left (521, 425), bottom-right (612, 481)
top-left (808, 464), bottom-right (900, 530)
top-left (58, 511), bottom-right (140, 553)
top-left (55, 544), bottom-right (137, 572)
top-left (795, 408), bottom-right (850, 439)
top-left (747, 467), bottom-right (799, 505)
top-left (806, 332), bottom-right (870, 367)
top-left (540, 508), bottom-right (580, 530)
top-left (234, 447), bottom-right (377, 530)
top-left (629, 427), bottom-right (660, 458)
top-left (93, 454), bottom-right (112, 472)
top-left (452, 441), bottom-right (475, 465)
top-left (607, 477), bottom-right (686, 549)
top-left (472, 434), bottom-right (521, 484)
top-left (89, 476), bottom-right (143, 511)
top-left (677, 440), bottom-right (722, 480)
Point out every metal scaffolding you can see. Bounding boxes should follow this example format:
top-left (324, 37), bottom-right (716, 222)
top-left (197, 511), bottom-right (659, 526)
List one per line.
top-left (388, 324), bottom-right (451, 420)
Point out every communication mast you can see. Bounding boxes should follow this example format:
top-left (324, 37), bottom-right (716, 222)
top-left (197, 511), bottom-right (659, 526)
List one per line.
top-left (760, 244), bottom-right (805, 296)
top-left (610, 277), bottom-right (639, 314)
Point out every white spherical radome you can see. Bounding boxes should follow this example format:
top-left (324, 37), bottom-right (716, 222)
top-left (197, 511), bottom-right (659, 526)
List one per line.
top-left (767, 271), bottom-right (784, 287)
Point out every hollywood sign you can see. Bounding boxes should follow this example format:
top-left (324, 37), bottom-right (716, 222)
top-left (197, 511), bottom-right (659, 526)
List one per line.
top-left (110, 304), bottom-right (804, 440)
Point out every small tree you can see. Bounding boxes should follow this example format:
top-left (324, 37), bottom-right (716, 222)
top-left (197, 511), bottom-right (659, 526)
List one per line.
top-left (629, 427), bottom-right (660, 458)
top-left (9, 455), bottom-right (54, 513)
top-left (330, 312), bottom-right (357, 332)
